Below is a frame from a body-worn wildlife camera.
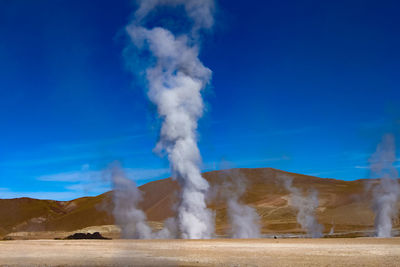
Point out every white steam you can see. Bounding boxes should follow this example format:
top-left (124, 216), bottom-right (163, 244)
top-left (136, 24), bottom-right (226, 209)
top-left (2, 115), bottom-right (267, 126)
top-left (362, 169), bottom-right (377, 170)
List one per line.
top-left (329, 220), bottom-right (335, 235)
top-left (227, 199), bottom-right (261, 238)
top-left (125, 0), bottom-right (215, 239)
top-left (329, 226), bottom-right (334, 235)
top-left (134, 0), bottom-right (215, 31)
top-left (111, 166), bottom-right (152, 238)
top-left (210, 169), bottom-right (261, 238)
top-left (280, 176), bottom-right (323, 238)
top-left (111, 165), bottom-right (177, 239)
top-left (369, 134), bottom-right (400, 238)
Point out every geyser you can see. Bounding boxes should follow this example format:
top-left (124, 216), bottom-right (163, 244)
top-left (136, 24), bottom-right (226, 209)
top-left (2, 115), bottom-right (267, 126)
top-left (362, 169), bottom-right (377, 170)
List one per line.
top-left (124, 0), bottom-right (215, 239)
top-left (280, 175), bottom-right (323, 238)
top-left (369, 134), bottom-right (400, 238)
top-left (227, 198), bottom-right (261, 238)
top-left (210, 169), bottom-right (261, 238)
top-left (111, 164), bottom-right (177, 239)
top-left (111, 165), bottom-right (152, 239)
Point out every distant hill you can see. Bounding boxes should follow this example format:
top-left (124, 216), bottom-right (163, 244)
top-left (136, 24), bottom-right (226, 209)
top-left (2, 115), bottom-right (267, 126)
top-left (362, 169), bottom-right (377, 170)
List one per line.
top-left (1, 168), bottom-right (398, 238)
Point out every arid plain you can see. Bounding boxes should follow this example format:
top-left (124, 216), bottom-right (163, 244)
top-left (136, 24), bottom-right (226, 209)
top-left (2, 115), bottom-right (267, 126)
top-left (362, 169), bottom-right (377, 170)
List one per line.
top-left (1, 238), bottom-right (399, 267)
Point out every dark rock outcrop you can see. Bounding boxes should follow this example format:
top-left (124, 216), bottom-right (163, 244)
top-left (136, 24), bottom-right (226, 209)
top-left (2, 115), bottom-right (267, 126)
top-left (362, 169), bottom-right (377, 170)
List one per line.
top-left (65, 232), bottom-right (109, 240)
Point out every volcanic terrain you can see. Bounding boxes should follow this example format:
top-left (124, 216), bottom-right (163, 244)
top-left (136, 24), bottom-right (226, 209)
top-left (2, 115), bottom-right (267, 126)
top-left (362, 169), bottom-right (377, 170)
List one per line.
top-left (1, 168), bottom-right (398, 239)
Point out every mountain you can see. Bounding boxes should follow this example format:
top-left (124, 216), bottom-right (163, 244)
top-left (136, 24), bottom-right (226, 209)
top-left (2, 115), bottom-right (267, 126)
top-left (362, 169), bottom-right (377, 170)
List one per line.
top-left (0, 168), bottom-right (398, 238)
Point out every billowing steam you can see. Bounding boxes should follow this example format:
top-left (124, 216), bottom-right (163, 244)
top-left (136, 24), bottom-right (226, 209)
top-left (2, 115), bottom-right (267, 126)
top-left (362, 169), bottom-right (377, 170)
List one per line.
top-left (369, 134), bottom-right (400, 238)
top-left (111, 165), bottom-right (177, 239)
top-left (125, 0), bottom-right (215, 239)
top-left (111, 165), bottom-right (151, 238)
top-left (210, 169), bottom-right (261, 238)
top-left (227, 199), bottom-right (261, 238)
top-left (280, 176), bottom-right (323, 238)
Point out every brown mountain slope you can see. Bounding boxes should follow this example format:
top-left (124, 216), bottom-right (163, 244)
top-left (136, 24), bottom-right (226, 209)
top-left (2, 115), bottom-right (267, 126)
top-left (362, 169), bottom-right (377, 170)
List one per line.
top-left (0, 168), bottom-right (398, 237)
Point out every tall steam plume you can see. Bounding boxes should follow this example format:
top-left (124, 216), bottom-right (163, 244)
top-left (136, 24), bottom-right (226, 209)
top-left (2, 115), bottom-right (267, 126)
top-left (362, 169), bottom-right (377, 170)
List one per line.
top-left (125, 0), bottom-right (215, 239)
top-left (280, 175), bottom-right (323, 238)
top-left (369, 134), bottom-right (400, 238)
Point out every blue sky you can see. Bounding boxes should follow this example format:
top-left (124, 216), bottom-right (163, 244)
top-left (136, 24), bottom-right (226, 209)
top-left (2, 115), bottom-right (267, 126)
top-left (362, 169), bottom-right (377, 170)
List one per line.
top-left (0, 0), bottom-right (399, 200)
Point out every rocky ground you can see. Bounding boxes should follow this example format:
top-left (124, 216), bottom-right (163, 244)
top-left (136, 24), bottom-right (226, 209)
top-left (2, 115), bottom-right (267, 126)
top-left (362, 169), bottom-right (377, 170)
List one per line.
top-left (0, 238), bottom-right (399, 266)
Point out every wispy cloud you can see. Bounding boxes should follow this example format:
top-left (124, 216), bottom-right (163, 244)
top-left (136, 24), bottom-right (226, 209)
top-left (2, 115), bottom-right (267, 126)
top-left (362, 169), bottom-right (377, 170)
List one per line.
top-left (0, 166), bottom-right (171, 201)
top-left (36, 165), bottom-right (169, 198)
top-left (38, 167), bottom-right (170, 184)
top-left (355, 165), bottom-right (370, 169)
top-left (0, 188), bottom-right (84, 201)
top-left (0, 133), bottom-right (151, 168)
top-left (355, 156), bottom-right (400, 170)
top-left (0, 150), bottom-right (148, 168)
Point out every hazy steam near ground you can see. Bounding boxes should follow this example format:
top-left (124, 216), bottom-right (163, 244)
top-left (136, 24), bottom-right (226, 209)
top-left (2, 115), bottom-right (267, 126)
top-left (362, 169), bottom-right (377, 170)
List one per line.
top-left (368, 134), bottom-right (400, 238)
top-left (111, 165), bottom-right (151, 239)
top-left (227, 197), bottom-right (261, 238)
top-left (124, 0), bottom-right (215, 239)
top-left (210, 169), bottom-right (261, 238)
top-left (329, 220), bottom-right (335, 235)
top-left (111, 164), bottom-right (177, 239)
top-left (279, 175), bottom-right (323, 238)
top-left (329, 226), bottom-right (334, 235)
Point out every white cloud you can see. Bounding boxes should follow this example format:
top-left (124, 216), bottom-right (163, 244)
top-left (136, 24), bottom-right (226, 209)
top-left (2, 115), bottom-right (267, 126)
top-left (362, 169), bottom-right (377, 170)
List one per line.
top-left (37, 167), bottom-right (170, 184)
top-left (355, 165), bottom-right (370, 169)
top-left (38, 170), bottom-right (106, 182)
top-left (32, 166), bottom-right (171, 200)
top-left (0, 165), bottom-right (171, 201)
top-left (355, 163), bottom-right (400, 170)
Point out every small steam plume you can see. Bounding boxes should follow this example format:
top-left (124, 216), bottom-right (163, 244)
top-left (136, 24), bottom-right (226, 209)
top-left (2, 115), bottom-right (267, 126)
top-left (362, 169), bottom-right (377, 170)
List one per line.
top-left (111, 165), bottom-right (152, 239)
top-left (280, 175), bottom-right (323, 238)
top-left (227, 199), bottom-right (261, 238)
top-left (329, 219), bottom-right (335, 235)
top-left (368, 134), bottom-right (400, 238)
top-left (111, 164), bottom-right (177, 239)
top-left (328, 226), bottom-right (334, 235)
top-left (210, 169), bottom-right (261, 238)
top-left (124, 0), bottom-right (215, 239)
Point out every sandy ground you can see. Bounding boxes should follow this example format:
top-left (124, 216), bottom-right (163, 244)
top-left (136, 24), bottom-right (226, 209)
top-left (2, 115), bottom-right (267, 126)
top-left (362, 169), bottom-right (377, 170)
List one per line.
top-left (0, 238), bottom-right (399, 267)
top-left (4, 225), bottom-right (122, 240)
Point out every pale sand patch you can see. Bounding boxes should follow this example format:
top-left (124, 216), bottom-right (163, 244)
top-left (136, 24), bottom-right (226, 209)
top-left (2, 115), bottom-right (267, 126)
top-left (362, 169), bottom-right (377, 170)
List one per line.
top-left (0, 238), bottom-right (399, 266)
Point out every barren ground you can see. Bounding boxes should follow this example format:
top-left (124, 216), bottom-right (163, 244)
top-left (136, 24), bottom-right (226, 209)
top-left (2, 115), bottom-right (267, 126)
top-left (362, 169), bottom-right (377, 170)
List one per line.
top-left (0, 238), bottom-right (399, 266)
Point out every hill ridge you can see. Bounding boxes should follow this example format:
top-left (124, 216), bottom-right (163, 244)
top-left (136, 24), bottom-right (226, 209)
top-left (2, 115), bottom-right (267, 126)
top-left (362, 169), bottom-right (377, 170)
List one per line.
top-left (0, 167), bottom-right (398, 238)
